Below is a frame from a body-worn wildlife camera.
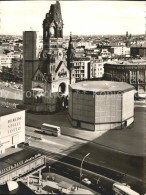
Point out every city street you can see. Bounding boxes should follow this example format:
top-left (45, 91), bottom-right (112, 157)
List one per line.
top-left (19, 143), bottom-right (143, 195)
top-left (0, 81), bottom-right (145, 194)
top-left (25, 123), bottom-right (144, 180)
top-left (25, 126), bottom-right (87, 155)
top-left (20, 128), bottom-right (144, 195)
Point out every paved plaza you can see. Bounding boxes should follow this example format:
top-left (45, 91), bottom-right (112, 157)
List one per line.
top-left (25, 106), bottom-right (145, 156)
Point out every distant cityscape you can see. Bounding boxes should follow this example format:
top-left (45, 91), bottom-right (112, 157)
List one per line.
top-left (0, 32), bottom-right (145, 90)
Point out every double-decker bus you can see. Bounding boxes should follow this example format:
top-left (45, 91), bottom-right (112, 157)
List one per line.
top-left (41, 123), bottom-right (61, 137)
top-left (113, 183), bottom-right (140, 195)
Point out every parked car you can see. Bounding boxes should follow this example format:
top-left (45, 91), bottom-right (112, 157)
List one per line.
top-left (4, 82), bottom-right (9, 87)
top-left (19, 141), bottom-right (30, 146)
top-left (82, 178), bottom-right (91, 185)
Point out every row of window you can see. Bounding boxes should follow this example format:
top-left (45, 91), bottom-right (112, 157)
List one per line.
top-left (74, 62), bottom-right (85, 66)
top-left (75, 70), bottom-right (85, 73)
top-left (75, 74), bottom-right (85, 77)
top-left (92, 68), bottom-right (103, 71)
top-left (91, 63), bottom-right (103, 66)
top-left (93, 72), bottom-right (103, 76)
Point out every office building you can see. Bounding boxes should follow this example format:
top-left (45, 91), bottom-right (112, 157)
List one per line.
top-left (104, 59), bottom-right (146, 96)
top-left (130, 46), bottom-right (146, 58)
top-left (0, 107), bottom-right (25, 154)
top-left (73, 57), bottom-right (90, 81)
top-left (111, 46), bottom-right (130, 57)
top-left (90, 58), bottom-right (104, 79)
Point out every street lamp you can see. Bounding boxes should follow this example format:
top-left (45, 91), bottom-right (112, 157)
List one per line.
top-left (48, 166), bottom-right (51, 173)
top-left (80, 153), bottom-right (90, 188)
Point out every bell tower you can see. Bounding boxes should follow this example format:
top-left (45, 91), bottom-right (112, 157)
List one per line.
top-left (42, 1), bottom-right (63, 56)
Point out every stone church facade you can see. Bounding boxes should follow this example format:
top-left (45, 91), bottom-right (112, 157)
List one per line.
top-left (23, 1), bottom-right (75, 112)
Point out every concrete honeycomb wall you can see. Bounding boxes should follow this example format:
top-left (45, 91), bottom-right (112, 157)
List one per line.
top-left (95, 94), bottom-right (122, 123)
top-left (72, 92), bottom-right (95, 123)
top-left (122, 90), bottom-right (134, 121)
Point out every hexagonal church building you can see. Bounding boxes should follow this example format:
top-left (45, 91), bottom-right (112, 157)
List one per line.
top-left (68, 81), bottom-right (135, 131)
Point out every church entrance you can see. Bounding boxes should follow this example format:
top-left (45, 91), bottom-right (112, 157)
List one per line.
top-left (59, 83), bottom-right (66, 94)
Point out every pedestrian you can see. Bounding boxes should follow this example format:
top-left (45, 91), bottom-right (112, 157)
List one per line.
top-left (97, 178), bottom-right (100, 185)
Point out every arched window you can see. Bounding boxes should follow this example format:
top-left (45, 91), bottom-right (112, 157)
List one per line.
top-left (50, 27), bottom-right (55, 37)
top-left (59, 30), bottom-right (62, 37)
top-left (37, 74), bottom-right (42, 81)
top-left (37, 96), bottom-right (39, 103)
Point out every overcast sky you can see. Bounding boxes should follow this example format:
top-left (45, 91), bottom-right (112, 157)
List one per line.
top-left (0, 1), bottom-right (145, 36)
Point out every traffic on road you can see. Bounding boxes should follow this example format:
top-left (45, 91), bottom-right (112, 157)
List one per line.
top-left (18, 144), bottom-right (143, 195)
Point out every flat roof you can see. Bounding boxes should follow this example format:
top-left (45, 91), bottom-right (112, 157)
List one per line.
top-left (74, 57), bottom-right (90, 61)
top-left (70, 81), bottom-right (134, 93)
top-left (58, 181), bottom-right (73, 189)
top-left (0, 149), bottom-right (39, 170)
top-left (105, 60), bottom-right (146, 66)
top-left (0, 107), bottom-right (24, 117)
top-left (131, 46), bottom-right (146, 49)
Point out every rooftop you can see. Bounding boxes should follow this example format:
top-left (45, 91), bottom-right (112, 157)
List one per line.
top-left (0, 149), bottom-right (39, 170)
top-left (131, 46), bottom-right (146, 48)
top-left (58, 181), bottom-right (73, 189)
top-left (73, 57), bottom-right (90, 61)
top-left (70, 81), bottom-right (134, 92)
top-left (105, 59), bottom-right (146, 66)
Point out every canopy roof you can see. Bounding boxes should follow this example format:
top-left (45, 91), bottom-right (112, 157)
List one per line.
top-left (58, 181), bottom-right (73, 189)
top-left (32, 87), bottom-right (44, 92)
